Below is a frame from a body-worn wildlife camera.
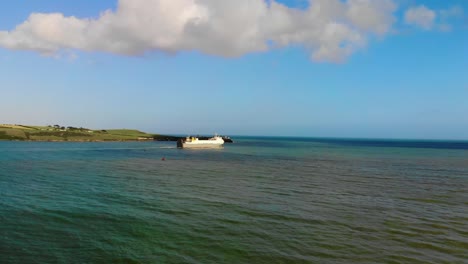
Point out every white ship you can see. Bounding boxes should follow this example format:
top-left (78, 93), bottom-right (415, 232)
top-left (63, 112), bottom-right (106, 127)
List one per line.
top-left (177, 135), bottom-right (224, 149)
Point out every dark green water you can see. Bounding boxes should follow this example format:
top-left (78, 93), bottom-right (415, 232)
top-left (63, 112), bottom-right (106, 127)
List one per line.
top-left (1, 138), bottom-right (467, 263)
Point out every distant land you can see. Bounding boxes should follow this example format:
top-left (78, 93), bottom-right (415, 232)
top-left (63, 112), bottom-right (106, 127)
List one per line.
top-left (0, 124), bottom-right (179, 142)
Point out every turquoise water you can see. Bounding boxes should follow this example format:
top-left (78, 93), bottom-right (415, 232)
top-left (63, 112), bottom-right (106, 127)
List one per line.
top-left (1, 138), bottom-right (467, 263)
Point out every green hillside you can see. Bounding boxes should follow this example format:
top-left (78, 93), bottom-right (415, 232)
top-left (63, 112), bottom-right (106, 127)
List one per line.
top-left (0, 124), bottom-right (156, 141)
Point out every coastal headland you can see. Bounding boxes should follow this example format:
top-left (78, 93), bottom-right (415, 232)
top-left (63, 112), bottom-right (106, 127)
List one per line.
top-left (0, 124), bottom-right (232, 142)
top-left (0, 124), bottom-right (173, 142)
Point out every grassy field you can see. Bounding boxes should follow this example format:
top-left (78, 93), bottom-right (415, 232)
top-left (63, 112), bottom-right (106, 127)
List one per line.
top-left (0, 124), bottom-right (156, 141)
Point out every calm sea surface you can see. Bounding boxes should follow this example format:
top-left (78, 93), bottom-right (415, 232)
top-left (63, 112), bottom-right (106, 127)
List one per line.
top-left (1, 137), bottom-right (467, 263)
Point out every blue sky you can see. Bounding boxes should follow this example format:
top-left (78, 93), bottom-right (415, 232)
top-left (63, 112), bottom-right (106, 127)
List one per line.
top-left (0, 0), bottom-right (467, 139)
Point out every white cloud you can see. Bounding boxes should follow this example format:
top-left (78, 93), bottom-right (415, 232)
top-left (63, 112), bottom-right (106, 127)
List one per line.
top-left (404, 5), bottom-right (464, 32)
top-left (404, 5), bottom-right (436, 30)
top-left (437, 5), bottom-right (464, 32)
top-left (0, 0), bottom-right (398, 62)
top-left (439, 5), bottom-right (464, 19)
top-left (346, 0), bottom-right (396, 34)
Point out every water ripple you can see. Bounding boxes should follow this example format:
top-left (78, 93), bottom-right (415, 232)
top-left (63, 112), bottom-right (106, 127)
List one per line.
top-left (1, 139), bottom-right (467, 263)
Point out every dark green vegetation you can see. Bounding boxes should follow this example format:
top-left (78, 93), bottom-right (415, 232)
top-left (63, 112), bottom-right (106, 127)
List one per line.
top-left (0, 124), bottom-right (156, 142)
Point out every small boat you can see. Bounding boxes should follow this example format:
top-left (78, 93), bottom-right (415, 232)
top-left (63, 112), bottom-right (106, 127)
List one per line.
top-left (177, 135), bottom-right (224, 149)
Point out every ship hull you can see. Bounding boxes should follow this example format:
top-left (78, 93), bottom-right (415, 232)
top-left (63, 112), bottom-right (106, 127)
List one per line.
top-left (181, 143), bottom-right (224, 149)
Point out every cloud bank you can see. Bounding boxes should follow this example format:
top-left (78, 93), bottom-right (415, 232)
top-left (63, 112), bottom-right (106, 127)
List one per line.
top-left (1, 1), bottom-right (463, 62)
top-left (0, 1), bottom-right (464, 62)
top-left (0, 0), bottom-right (401, 62)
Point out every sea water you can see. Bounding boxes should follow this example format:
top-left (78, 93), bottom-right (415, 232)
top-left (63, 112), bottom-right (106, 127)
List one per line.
top-left (1, 138), bottom-right (467, 263)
